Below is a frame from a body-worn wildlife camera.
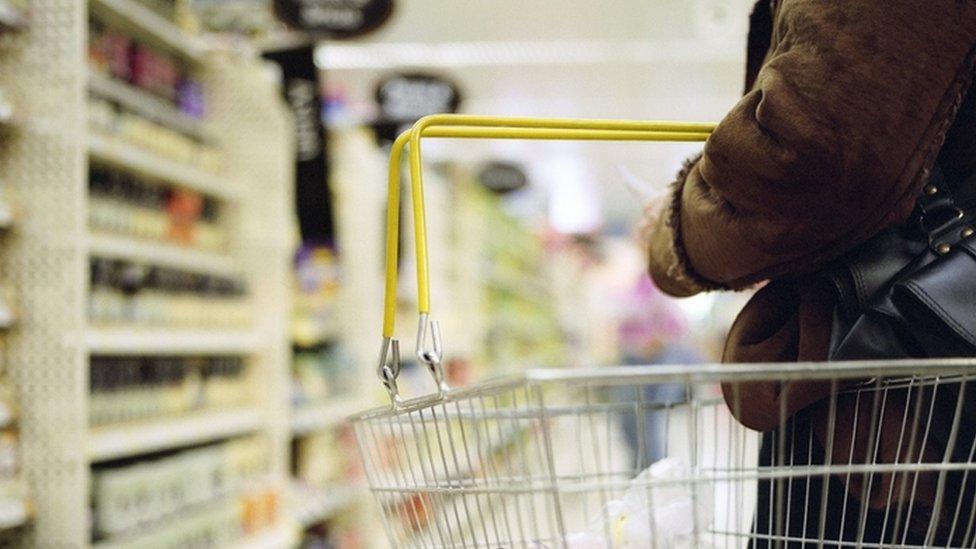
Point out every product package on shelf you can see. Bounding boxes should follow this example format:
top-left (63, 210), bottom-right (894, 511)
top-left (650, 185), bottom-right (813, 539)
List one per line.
top-left (91, 435), bottom-right (277, 546)
top-left (87, 17), bottom-right (220, 173)
top-left (89, 355), bottom-right (251, 426)
top-left (290, 344), bottom-right (355, 408)
top-left (89, 165), bottom-right (228, 252)
top-left (0, 0), bottom-right (294, 541)
top-left (455, 179), bottom-right (566, 374)
top-left (292, 245), bottom-right (340, 348)
top-left (88, 257), bottom-right (249, 328)
top-left (88, 18), bottom-right (203, 117)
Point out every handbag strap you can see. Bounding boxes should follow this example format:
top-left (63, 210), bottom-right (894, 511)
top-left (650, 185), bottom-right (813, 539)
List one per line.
top-left (825, 166), bottom-right (972, 320)
top-left (914, 164), bottom-right (975, 255)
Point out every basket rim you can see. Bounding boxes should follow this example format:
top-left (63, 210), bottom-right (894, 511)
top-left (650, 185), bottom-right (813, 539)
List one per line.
top-left (347, 357), bottom-right (976, 422)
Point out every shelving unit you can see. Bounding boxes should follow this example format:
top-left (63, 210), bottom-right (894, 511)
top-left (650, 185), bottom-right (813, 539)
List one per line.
top-left (88, 133), bottom-right (239, 201)
top-left (88, 232), bottom-right (238, 276)
top-left (85, 327), bottom-right (263, 355)
top-left (0, 0), bottom-right (296, 544)
top-left (88, 408), bottom-right (264, 461)
top-left (88, 72), bottom-right (211, 140)
top-left (88, 0), bottom-right (205, 62)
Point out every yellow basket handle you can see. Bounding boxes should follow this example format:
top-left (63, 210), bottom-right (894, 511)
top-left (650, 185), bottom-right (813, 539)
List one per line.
top-left (378, 115), bottom-right (715, 406)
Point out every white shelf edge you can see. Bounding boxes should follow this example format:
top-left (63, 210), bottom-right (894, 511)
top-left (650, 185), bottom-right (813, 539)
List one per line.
top-left (88, 408), bottom-right (264, 462)
top-left (85, 328), bottom-right (261, 355)
top-left (288, 483), bottom-right (360, 527)
top-left (235, 521), bottom-right (300, 549)
top-left (290, 397), bottom-right (362, 436)
top-left (88, 232), bottom-right (238, 276)
top-left (88, 0), bottom-right (205, 64)
top-left (88, 72), bottom-right (210, 141)
top-left (88, 133), bottom-right (239, 201)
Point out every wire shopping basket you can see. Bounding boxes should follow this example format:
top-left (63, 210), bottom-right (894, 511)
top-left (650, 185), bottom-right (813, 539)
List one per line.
top-left (350, 115), bottom-right (976, 548)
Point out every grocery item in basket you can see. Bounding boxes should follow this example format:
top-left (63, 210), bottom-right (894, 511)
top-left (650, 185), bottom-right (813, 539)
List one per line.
top-left (563, 458), bottom-right (712, 548)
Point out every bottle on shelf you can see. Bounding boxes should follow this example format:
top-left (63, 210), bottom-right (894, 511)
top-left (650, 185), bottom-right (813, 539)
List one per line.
top-left (89, 355), bottom-right (250, 426)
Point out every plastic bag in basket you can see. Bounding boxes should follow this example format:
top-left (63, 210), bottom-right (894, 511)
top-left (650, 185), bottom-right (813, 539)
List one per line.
top-left (564, 458), bottom-right (713, 548)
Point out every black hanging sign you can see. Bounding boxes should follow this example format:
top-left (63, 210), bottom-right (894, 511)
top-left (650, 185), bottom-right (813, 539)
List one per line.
top-left (375, 72), bottom-right (461, 123)
top-left (478, 162), bottom-right (528, 194)
top-left (274, 0), bottom-right (394, 37)
top-left (262, 45), bottom-right (336, 245)
top-left (372, 72), bottom-right (462, 145)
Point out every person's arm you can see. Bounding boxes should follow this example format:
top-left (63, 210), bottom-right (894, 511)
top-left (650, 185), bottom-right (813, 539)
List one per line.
top-left (648, 0), bottom-right (976, 297)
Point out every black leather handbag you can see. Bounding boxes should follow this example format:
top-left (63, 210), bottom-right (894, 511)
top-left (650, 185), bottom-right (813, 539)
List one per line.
top-left (827, 165), bottom-right (976, 360)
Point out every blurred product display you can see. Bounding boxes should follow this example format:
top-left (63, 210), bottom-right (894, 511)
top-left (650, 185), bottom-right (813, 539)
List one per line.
top-left (87, 18), bottom-right (219, 172)
top-left (292, 246), bottom-right (340, 348)
top-left (291, 345), bottom-right (354, 406)
top-left (91, 436), bottom-right (275, 545)
top-left (479, 196), bottom-right (565, 370)
top-left (89, 165), bottom-right (227, 252)
top-left (89, 355), bottom-right (250, 426)
top-left (429, 166), bottom-right (568, 379)
top-left (0, 0), bottom-right (298, 544)
top-left (188, 0), bottom-right (279, 36)
top-left (88, 258), bottom-right (249, 327)
top-left (87, 96), bottom-right (221, 172)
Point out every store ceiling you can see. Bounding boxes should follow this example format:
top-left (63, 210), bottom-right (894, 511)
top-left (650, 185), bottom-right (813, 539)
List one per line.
top-left (318, 0), bottom-right (756, 231)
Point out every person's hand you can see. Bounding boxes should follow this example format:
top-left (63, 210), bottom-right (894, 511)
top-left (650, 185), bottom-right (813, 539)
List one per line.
top-left (634, 195), bottom-right (668, 250)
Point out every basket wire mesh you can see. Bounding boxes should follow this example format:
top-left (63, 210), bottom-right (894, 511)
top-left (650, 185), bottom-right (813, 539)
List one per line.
top-left (353, 361), bottom-right (976, 548)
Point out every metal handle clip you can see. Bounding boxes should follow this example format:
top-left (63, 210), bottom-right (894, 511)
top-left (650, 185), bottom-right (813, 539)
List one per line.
top-left (417, 313), bottom-right (449, 397)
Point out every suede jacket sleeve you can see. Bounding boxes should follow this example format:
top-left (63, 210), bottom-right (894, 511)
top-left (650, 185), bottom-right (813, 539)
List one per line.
top-left (648, 0), bottom-right (976, 297)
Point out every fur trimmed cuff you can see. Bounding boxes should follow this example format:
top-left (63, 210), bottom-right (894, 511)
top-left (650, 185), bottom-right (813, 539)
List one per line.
top-left (661, 154), bottom-right (732, 293)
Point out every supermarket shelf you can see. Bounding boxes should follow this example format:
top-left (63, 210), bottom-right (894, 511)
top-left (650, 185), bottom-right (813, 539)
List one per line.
top-left (288, 483), bottom-right (360, 527)
top-left (236, 521), bottom-right (300, 549)
top-left (291, 397), bottom-right (362, 436)
top-left (85, 328), bottom-right (261, 355)
top-left (88, 0), bottom-right (205, 64)
top-left (92, 494), bottom-right (238, 548)
top-left (88, 133), bottom-right (239, 201)
top-left (88, 408), bottom-right (263, 462)
top-left (88, 232), bottom-right (238, 277)
top-left (88, 72), bottom-right (210, 140)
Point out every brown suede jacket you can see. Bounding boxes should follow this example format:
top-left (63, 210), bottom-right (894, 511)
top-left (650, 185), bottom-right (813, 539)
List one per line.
top-left (647, 0), bottom-right (976, 430)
